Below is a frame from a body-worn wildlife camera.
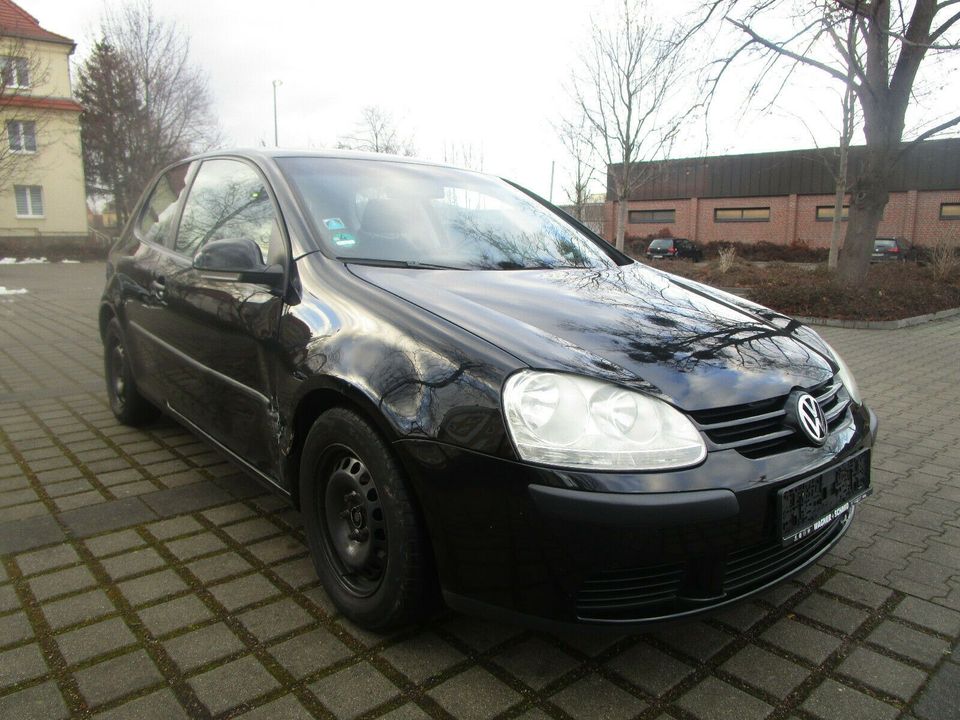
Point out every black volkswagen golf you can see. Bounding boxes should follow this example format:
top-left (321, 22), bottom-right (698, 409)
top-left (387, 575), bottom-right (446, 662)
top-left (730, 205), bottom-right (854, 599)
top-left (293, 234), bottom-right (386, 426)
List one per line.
top-left (100, 150), bottom-right (877, 631)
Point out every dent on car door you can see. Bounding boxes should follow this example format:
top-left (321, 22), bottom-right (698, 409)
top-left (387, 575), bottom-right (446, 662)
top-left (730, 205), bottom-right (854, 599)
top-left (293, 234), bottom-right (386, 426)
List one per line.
top-left (159, 158), bottom-right (289, 478)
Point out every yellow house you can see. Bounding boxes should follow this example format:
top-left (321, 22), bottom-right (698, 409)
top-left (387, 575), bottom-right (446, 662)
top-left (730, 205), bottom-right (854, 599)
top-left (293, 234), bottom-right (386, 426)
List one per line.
top-left (0, 0), bottom-right (86, 245)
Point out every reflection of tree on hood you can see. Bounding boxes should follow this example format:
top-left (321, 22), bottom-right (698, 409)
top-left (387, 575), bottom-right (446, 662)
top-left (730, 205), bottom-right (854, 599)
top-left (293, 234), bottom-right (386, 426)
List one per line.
top-left (558, 264), bottom-right (821, 382)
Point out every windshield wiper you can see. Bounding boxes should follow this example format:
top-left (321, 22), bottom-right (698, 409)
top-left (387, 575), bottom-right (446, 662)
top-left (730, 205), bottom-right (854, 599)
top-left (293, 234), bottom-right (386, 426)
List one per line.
top-left (338, 257), bottom-right (467, 270)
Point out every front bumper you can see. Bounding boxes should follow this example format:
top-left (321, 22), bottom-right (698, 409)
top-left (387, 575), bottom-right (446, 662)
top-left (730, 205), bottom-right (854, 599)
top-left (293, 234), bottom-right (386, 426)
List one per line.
top-left (395, 403), bottom-right (878, 628)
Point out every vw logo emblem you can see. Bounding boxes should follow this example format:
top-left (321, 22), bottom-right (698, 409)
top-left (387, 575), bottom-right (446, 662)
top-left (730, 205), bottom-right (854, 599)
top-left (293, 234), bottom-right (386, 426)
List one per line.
top-left (796, 392), bottom-right (827, 445)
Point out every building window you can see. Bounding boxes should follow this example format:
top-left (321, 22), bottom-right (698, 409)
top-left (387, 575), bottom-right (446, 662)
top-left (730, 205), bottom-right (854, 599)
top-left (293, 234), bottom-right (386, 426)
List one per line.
top-left (7, 121), bottom-right (36, 153)
top-left (816, 205), bottom-right (848, 221)
top-left (14, 185), bottom-right (43, 217)
top-left (0, 56), bottom-right (30, 88)
top-left (940, 203), bottom-right (960, 220)
top-left (629, 209), bottom-right (675, 224)
top-left (714, 207), bottom-right (770, 222)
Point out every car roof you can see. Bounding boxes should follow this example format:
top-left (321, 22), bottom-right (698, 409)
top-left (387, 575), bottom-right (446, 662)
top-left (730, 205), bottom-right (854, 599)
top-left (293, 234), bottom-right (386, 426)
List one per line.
top-left (181, 147), bottom-right (483, 176)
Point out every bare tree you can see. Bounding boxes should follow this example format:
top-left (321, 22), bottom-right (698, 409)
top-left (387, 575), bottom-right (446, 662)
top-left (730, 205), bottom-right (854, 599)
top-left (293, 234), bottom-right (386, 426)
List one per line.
top-left (571, 0), bottom-right (692, 252)
top-left (828, 78), bottom-right (857, 270)
top-left (338, 106), bottom-right (415, 156)
top-left (557, 115), bottom-right (596, 221)
top-left (78, 0), bottom-right (219, 225)
top-left (695, 0), bottom-right (960, 284)
top-left (441, 141), bottom-right (484, 171)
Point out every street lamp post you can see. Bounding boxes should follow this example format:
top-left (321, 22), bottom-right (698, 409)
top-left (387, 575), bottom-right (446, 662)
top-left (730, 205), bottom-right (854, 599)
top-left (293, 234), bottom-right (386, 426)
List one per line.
top-left (272, 79), bottom-right (282, 147)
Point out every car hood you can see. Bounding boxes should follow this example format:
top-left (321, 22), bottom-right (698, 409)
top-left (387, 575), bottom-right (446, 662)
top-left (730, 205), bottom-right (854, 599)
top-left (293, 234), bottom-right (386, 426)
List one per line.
top-left (347, 261), bottom-right (835, 411)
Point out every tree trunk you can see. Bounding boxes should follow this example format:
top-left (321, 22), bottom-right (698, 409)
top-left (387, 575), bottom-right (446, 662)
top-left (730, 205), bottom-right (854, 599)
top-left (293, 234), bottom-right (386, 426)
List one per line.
top-left (827, 182), bottom-right (846, 270)
top-left (836, 172), bottom-right (888, 284)
top-left (829, 100), bottom-right (853, 271)
top-left (615, 198), bottom-right (627, 251)
top-left (827, 188), bottom-right (844, 270)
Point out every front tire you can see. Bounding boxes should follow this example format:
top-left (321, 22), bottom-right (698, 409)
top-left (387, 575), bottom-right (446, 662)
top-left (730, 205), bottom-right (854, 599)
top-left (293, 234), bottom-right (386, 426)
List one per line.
top-left (300, 407), bottom-right (433, 631)
top-left (103, 318), bottom-right (159, 426)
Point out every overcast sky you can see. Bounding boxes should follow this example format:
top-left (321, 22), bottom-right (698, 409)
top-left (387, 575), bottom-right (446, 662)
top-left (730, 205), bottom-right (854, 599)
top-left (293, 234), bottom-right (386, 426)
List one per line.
top-left (28, 0), bottom-right (953, 200)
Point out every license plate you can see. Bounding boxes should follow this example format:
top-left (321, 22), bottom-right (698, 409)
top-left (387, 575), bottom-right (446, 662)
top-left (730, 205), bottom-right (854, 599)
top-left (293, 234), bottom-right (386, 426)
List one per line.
top-left (778, 452), bottom-right (871, 546)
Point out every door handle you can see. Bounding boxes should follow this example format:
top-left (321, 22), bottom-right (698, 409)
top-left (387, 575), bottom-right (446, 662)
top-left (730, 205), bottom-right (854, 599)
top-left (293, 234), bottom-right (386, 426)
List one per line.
top-left (150, 275), bottom-right (166, 299)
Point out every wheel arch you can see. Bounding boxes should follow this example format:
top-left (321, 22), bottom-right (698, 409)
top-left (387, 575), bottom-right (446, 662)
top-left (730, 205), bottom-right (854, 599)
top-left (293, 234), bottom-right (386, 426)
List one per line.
top-left (284, 380), bottom-right (399, 510)
top-left (98, 303), bottom-right (117, 341)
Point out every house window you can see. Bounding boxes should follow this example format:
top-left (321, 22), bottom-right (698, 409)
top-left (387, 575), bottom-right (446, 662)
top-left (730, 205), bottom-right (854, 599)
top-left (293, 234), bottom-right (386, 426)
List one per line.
top-left (7, 121), bottom-right (36, 153)
top-left (940, 203), bottom-right (960, 220)
top-left (14, 185), bottom-right (43, 217)
top-left (0, 56), bottom-right (30, 88)
top-left (714, 207), bottom-right (770, 222)
top-left (629, 209), bottom-right (675, 224)
top-left (816, 205), bottom-right (848, 221)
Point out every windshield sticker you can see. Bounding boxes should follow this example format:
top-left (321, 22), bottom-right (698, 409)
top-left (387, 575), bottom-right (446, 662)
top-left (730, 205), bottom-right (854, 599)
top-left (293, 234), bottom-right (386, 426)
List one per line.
top-left (333, 232), bottom-right (356, 247)
top-left (323, 218), bottom-right (346, 230)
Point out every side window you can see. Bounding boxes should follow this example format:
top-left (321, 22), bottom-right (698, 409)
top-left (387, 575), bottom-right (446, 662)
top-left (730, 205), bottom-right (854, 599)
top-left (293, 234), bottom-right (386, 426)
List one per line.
top-left (175, 159), bottom-right (283, 263)
top-left (138, 163), bottom-right (194, 246)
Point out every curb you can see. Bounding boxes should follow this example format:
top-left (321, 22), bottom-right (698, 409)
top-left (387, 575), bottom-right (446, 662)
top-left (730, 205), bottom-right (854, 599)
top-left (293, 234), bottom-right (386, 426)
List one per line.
top-left (792, 306), bottom-right (960, 330)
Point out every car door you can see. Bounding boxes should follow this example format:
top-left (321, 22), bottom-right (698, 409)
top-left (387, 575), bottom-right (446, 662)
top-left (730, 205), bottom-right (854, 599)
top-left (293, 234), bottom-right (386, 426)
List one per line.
top-left (118, 162), bottom-right (197, 405)
top-left (156, 158), bottom-right (289, 479)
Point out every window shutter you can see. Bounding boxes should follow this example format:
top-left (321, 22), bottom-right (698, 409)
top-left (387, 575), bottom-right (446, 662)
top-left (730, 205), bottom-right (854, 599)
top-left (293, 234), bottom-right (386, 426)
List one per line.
top-left (29, 186), bottom-right (42, 215)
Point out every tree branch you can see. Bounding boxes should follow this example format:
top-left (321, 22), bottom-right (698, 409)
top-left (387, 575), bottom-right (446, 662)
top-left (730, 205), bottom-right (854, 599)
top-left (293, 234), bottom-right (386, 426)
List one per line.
top-left (900, 113), bottom-right (960, 154)
top-left (930, 8), bottom-right (960, 41)
top-left (726, 17), bottom-right (852, 82)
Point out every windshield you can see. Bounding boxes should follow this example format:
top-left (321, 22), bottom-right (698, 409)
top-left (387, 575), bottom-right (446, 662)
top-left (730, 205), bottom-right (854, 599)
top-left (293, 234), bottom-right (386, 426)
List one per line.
top-left (648, 238), bottom-right (674, 250)
top-left (874, 239), bottom-right (896, 249)
top-left (277, 157), bottom-right (620, 270)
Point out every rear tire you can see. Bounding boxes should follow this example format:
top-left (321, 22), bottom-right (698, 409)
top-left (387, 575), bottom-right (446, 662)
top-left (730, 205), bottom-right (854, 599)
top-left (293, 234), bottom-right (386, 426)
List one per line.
top-left (103, 318), bottom-right (159, 426)
top-left (300, 407), bottom-right (434, 631)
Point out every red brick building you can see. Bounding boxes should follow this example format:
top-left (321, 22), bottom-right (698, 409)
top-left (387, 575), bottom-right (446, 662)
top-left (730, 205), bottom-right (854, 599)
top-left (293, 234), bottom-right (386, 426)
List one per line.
top-left (605, 138), bottom-right (960, 248)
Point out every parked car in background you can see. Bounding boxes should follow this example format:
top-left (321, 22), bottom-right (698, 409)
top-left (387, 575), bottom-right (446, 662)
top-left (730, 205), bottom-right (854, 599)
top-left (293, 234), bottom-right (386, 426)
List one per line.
top-left (871, 237), bottom-right (914, 262)
top-left (646, 237), bottom-right (704, 262)
top-left (101, 149), bottom-right (876, 631)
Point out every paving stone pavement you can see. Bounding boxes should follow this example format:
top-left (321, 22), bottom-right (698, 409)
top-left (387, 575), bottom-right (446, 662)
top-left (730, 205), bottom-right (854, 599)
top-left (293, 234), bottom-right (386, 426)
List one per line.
top-left (1, 262), bottom-right (958, 720)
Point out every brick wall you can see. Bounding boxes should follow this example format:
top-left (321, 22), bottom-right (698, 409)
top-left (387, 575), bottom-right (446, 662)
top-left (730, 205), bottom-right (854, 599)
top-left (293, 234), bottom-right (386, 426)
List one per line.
top-left (914, 191), bottom-right (960, 246)
top-left (607, 190), bottom-right (960, 248)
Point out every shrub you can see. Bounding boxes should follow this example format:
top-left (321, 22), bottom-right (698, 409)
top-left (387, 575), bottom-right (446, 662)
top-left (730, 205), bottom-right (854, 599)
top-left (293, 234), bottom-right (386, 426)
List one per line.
top-left (930, 239), bottom-right (959, 282)
top-left (701, 240), bottom-right (827, 263)
top-left (0, 238), bottom-right (110, 262)
top-left (717, 245), bottom-right (738, 274)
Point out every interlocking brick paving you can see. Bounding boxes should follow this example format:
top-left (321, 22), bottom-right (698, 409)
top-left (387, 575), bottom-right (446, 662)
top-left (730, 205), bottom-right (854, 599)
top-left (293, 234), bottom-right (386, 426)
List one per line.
top-left (1, 262), bottom-right (958, 719)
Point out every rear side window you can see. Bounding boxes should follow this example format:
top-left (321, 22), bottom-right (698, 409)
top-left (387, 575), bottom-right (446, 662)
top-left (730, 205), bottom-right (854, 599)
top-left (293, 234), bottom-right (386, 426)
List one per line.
top-left (138, 163), bottom-right (194, 246)
top-left (174, 159), bottom-right (282, 262)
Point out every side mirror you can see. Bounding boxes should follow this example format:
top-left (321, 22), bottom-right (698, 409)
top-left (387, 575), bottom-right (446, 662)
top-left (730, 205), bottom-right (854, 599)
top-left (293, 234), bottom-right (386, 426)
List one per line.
top-left (193, 238), bottom-right (285, 293)
top-left (194, 237), bottom-right (264, 271)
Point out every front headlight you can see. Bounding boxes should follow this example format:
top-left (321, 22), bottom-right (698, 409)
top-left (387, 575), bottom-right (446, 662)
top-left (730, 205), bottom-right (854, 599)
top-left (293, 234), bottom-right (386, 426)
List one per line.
top-left (821, 341), bottom-right (862, 405)
top-left (502, 371), bottom-right (706, 471)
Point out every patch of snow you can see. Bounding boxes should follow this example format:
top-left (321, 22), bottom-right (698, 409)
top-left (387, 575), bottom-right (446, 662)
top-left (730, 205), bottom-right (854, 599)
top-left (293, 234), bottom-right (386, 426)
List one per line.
top-left (0, 257), bottom-right (48, 264)
top-left (61, 259), bottom-right (81, 264)
top-left (0, 287), bottom-right (28, 295)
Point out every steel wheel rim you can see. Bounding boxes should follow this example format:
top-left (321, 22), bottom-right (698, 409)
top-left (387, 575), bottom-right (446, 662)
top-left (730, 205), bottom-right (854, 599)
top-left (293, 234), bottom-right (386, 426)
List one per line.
top-left (319, 447), bottom-right (388, 597)
top-left (108, 340), bottom-right (127, 412)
